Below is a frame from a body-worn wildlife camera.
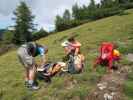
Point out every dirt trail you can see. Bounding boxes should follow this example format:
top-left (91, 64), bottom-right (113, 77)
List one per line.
top-left (86, 66), bottom-right (129, 100)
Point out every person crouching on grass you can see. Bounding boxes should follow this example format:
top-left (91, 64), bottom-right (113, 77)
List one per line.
top-left (61, 37), bottom-right (85, 73)
top-left (17, 42), bottom-right (48, 90)
top-left (61, 37), bottom-right (81, 61)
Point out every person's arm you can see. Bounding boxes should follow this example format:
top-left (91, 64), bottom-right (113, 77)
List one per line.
top-left (75, 48), bottom-right (80, 55)
top-left (75, 42), bottom-right (81, 55)
top-left (39, 47), bottom-right (47, 67)
top-left (70, 41), bottom-right (81, 55)
top-left (81, 54), bottom-right (85, 62)
top-left (70, 41), bottom-right (81, 47)
top-left (64, 46), bottom-right (71, 54)
top-left (40, 55), bottom-right (46, 66)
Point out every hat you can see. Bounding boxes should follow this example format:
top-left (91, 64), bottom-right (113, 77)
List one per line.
top-left (61, 40), bottom-right (70, 47)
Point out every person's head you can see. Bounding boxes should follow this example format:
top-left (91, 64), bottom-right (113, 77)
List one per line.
top-left (114, 44), bottom-right (118, 49)
top-left (68, 37), bottom-right (75, 43)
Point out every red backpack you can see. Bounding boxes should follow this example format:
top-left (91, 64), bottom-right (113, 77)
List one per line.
top-left (99, 42), bottom-right (114, 60)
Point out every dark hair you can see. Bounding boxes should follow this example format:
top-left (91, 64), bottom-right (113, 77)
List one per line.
top-left (114, 44), bottom-right (118, 49)
top-left (78, 51), bottom-right (81, 54)
top-left (68, 37), bottom-right (75, 42)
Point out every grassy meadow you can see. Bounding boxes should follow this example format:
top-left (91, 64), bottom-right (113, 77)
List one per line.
top-left (0, 9), bottom-right (133, 100)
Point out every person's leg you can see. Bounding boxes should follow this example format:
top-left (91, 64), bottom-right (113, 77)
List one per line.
top-left (107, 58), bottom-right (113, 73)
top-left (24, 68), bottom-right (30, 86)
top-left (17, 52), bottom-right (30, 85)
top-left (28, 65), bottom-right (36, 86)
top-left (64, 47), bottom-right (70, 55)
top-left (24, 56), bottom-right (39, 90)
top-left (25, 68), bottom-right (29, 81)
top-left (75, 64), bottom-right (82, 72)
top-left (27, 65), bottom-right (39, 90)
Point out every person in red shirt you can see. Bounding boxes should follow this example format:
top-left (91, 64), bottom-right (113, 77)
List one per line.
top-left (93, 42), bottom-right (115, 72)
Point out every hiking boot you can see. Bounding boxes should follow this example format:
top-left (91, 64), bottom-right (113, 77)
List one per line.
top-left (34, 80), bottom-right (39, 86)
top-left (26, 81), bottom-right (40, 90)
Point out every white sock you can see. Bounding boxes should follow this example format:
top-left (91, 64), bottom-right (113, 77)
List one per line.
top-left (28, 80), bottom-right (34, 85)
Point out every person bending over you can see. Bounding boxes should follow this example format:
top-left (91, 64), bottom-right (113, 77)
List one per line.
top-left (17, 42), bottom-right (48, 90)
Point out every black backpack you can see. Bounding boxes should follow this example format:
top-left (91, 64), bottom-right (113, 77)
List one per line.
top-left (68, 54), bottom-right (77, 74)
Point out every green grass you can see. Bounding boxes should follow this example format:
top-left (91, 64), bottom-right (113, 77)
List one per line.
top-left (124, 73), bottom-right (133, 100)
top-left (0, 9), bottom-right (133, 100)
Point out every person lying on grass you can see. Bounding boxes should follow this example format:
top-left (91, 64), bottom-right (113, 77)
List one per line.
top-left (37, 52), bottom-right (85, 80)
top-left (37, 62), bottom-right (67, 82)
top-left (17, 42), bottom-right (48, 90)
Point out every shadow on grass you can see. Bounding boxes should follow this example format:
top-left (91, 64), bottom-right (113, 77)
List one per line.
top-left (0, 90), bottom-right (4, 100)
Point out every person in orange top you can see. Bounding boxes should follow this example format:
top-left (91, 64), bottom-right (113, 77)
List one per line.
top-left (61, 37), bottom-right (82, 61)
top-left (63, 37), bottom-right (81, 55)
top-left (61, 37), bottom-right (85, 73)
